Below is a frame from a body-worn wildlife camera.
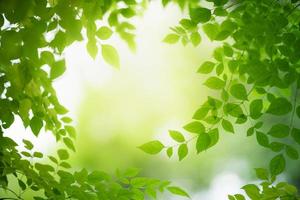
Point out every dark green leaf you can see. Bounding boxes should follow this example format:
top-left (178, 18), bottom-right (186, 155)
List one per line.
top-left (267, 97), bottom-right (292, 116)
top-left (57, 149), bottom-right (69, 160)
top-left (285, 145), bottom-right (299, 160)
top-left (256, 131), bottom-right (269, 147)
top-left (230, 84), bottom-right (247, 100)
top-left (268, 124), bottom-right (289, 138)
top-left (250, 99), bottom-right (263, 119)
top-left (269, 154), bottom-right (285, 176)
top-left (189, 7), bottom-right (211, 23)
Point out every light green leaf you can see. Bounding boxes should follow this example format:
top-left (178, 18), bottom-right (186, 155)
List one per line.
top-left (190, 32), bottom-right (201, 46)
top-left (183, 121), bottom-right (205, 134)
top-left (169, 130), bottom-right (185, 142)
top-left (204, 77), bottom-right (225, 90)
top-left (101, 44), bottom-right (120, 68)
top-left (139, 140), bottom-right (164, 155)
top-left (50, 60), bottom-right (66, 80)
top-left (178, 144), bottom-right (188, 161)
top-left (86, 40), bottom-right (98, 59)
top-left (167, 147), bottom-right (173, 158)
top-left (167, 186), bottom-right (190, 198)
top-left (96, 26), bottom-right (113, 40)
top-left (197, 61), bottom-right (215, 74)
top-left (163, 34), bottom-right (180, 44)
top-left (196, 133), bottom-right (211, 153)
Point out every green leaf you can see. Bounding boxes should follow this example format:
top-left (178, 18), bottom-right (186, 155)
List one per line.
top-left (124, 168), bottom-right (140, 177)
top-left (178, 144), bottom-right (188, 161)
top-left (190, 32), bottom-right (201, 46)
top-left (163, 34), bottom-right (180, 44)
top-left (86, 40), bottom-right (98, 59)
top-left (18, 179), bottom-right (26, 190)
top-left (197, 61), bottom-right (215, 74)
top-left (250, 99), bottom-right (263, 119)
top-left (196, 133), bottom-right (211, 153)
top-left (247, 127), bottom-right (255, 136)
top-left (96, 26), bottom-right (113, 40)
top-left (269, 154), bottom-right (285, 176)
top-left (266, 97), bottom-right (292, 116)
top-left (169, 130), bottom-right (185, 142)
top-left (242, 184), bottom-right (260, 199)
top-left (208, 128), bottom-right (219, 148)
top-left (22, 139), bottom-right (33, 150)
top-left (167, 186), bottom-right (190, 198)
top-left (189, 7), bottom-right (211, 23)
top-left (285, 145), bottom-right (299, 160)
top-left (33, 152), bottom-right (43, 158)
top-left (256, 131), bottom-right (269, 147)
top-left (50, 60), bottom-right (66, 80)
top-left (223, 103), bottom-right (243, 117)
top-left (88, 171), bottom-right (110, 183)
top-left (203, 23), bottom-right (219, 40)
top-left (167, 147), bottom-right (173, 158)
top-left (60, 162), bottom-right (71, 169)
top-left (230, 84), bottom-right (248, 100)
top-left (204, 77), bottom-right (225, 90)
top-left (30, 116), bottom-right (43, 136)
top-left (41, 51), bottom-right (55, 65)
top-left (291, 128), bottom-right (300, 145)
top-left (139, 140), bottom-right (164, 155)
top-left (101, 44), bottom-right (120, 68)
top-left (267, 124), bottom-right (289, 138)
top-left (222, 119), bottom-right (234, 133)
top-left (193, 104), bottom-right (211, 119)
top-left (255, 168), bottom-right (269, 180)
top-left (183, 121), bottom-right (205, 134)
top-left (57, 149), bottom-right (69, 160)
top-left (270, 142), bottom-right (285, 152)
top-left (63, 138), bottom-right (75, 152)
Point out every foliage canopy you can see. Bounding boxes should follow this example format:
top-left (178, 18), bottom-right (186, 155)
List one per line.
top-left (1, 0), bottom-right (300, 199)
